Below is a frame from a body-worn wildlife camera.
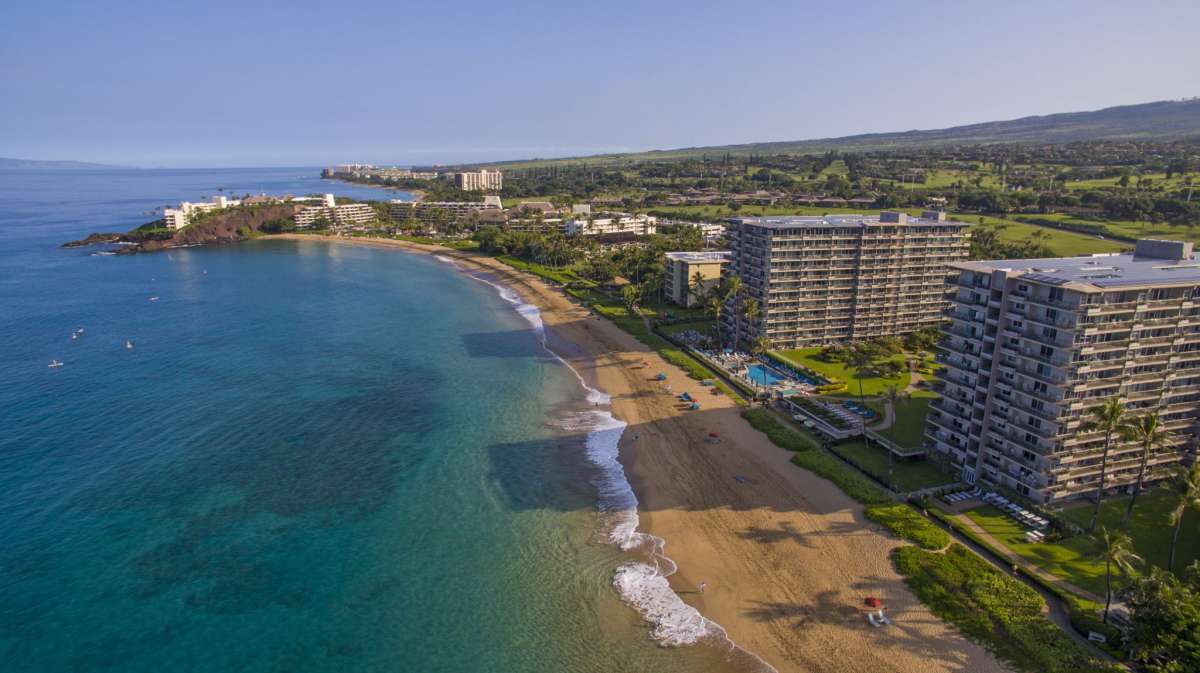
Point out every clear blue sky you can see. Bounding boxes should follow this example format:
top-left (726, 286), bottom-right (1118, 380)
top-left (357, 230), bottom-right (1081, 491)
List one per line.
top-left (2, 0), bottom-right (1198, 167)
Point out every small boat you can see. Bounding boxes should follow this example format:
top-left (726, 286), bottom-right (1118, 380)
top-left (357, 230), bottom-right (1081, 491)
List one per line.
top-left (48, 359), bottom-right (64, 368)
top-left (148, 296), bottom-right (159, 302)
top-left (125, 340), bottom-right (134, 349)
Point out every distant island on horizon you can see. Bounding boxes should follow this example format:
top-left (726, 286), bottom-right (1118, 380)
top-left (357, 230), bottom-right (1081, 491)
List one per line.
top-left (0, 157), bottom-right (132, 171)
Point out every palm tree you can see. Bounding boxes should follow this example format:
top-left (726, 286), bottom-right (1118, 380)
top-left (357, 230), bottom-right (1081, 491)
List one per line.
top-left (1094, 527), bottom-right (1142, 623)
top-left (741, 297), bottom-right (760, 349)
top-left (1168, 463), bottom-right (1200, 572)
top-left (690, 270), bottom-right (708, 307)
top-left (846, 348), bottom-right (875, 435)
top-left (706, 294), bottom-right (724, 349)
top-left (882, 383), bottom-right (909, 491)
top-left (1121, 413), bottom-right (1172, 528)
top-left (1080, 397), bottom-right (1133, 532)
top-left (723, 275), bottom-right (743, 347)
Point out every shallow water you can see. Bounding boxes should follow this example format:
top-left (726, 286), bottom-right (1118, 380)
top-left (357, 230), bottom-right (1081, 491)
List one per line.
top-left (0, 169), bottom-right (761, 672)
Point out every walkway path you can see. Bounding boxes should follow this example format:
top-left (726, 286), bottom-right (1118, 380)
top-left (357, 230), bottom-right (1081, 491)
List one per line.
top-left (954, 512), bottom-right (1105, 603)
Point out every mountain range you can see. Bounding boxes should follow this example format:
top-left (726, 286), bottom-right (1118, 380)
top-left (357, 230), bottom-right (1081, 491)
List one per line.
top-left (479, 98), bottom-right (1200, 167)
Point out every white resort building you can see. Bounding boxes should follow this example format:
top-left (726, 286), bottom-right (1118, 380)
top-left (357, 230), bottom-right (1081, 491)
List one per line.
top-left (163, 196), bottom-right (242, 230)
top-left (565, 213), bottom-right (657, 237)
top-left (928, 239), bottom-right (1200, 503)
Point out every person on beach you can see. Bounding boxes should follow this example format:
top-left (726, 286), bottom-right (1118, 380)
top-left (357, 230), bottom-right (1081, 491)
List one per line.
top-left (699, 581), bottom-right (707, 593)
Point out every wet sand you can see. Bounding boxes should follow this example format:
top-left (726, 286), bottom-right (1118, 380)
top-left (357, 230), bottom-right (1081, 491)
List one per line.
top-left (265, 234), bottom-right (1009, 673)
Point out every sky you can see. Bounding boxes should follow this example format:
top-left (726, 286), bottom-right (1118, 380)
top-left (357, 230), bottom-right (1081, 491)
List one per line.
top-left (2, 0), bottom-right (1199, 168)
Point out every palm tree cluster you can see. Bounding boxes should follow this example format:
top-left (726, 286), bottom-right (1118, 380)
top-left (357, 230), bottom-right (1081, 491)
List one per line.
top-left (1072, 396), bottom-right (1200, 619)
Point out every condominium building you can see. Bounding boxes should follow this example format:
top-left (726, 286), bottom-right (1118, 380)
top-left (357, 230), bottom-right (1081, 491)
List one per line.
top-left (724, 211), bottom-right (969, 348)
top-left (162, 195), bottom-right (241, 230)
top-left (387, 200), bottom-right (497, 226)
top-left (455, 169), bottom-right (503, 191)
top-left (927, 239), bottom-right (1200, 503)
top-left (565, 213), bottom-right (657, 236)
top-left (664, 251), bottom-right (730, 307)
top-left (294, 201), bottom-right (376, 228)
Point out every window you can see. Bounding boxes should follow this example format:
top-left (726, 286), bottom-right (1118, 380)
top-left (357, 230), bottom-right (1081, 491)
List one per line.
top-left (1046, 308), bottom-right (1058, 322)
top-left (1049, 287), bottom-right (1064, 302)
top-left (1040, 345), bottom-right (1054, 358)
top-left (1042, 327), bottom-right (1057, 340)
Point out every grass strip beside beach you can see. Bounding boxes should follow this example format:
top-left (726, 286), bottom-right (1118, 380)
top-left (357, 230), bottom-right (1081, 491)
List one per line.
top-left (864, 504), bottom-right (949, 550)
top-left (893, 545), bottom-right (1121, 673)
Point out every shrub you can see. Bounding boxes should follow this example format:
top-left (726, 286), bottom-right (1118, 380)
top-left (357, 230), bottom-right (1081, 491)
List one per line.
top-left (893, 545), bottom-right (1122, 673)
top-left (865, 503), bottom-right (949, 550)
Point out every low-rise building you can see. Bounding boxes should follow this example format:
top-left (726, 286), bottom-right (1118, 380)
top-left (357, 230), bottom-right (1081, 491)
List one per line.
top-left (929, 239), bottom-right (1200, 503)
top-left (664, 251), bottom-right (730, 307)
top-left (387, 200), bottom-right (497, 226)
top-left (163, 195), bottom-right (242, 230)
top-left (294, 201), bottom-right (376, 228)
top-left (565, 213), bottom-right (657, 236)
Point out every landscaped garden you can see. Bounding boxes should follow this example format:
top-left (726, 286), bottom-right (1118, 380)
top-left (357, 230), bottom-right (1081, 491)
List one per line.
top-left (964, 488), bottom-right (1200, 599)
top-left (773, 347), bottom-right (909, 397)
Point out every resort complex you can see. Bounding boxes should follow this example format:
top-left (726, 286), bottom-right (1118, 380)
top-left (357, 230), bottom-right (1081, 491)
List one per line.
top-left (163, 195), bottom-right (243, 229)
top-left (564, 213), bottom-right (657, 236)
top-left (663, 251), bottom-right (730, 307)
top-left (928, 239), bottom-right (1200, 503)
top-left (724, 211), bottom-right (970, 348)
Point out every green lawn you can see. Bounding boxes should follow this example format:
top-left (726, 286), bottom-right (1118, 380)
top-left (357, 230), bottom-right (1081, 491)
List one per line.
top-left (773, 347), bottom-right (908, 396)
top-left (889, 390), bottom-right (938, 448)
top-left (1013, 212), bottom-right (1198, 243)
top-left (831, 440), bottom-right (955, 492)
top-left (961, 213), bottom-right (1126, 256)
top-left (1060, 489), bottom-right (1200, 576)
top-left (965, 505), bottom-right (1108, 597)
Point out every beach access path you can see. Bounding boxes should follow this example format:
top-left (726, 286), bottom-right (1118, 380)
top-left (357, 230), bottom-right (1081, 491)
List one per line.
top-left (266, 235), bottom-right (1011, 673)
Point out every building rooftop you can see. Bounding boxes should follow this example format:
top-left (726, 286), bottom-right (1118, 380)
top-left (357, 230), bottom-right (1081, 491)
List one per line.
top-left (956, 240), bottom-right (1200, 289)
top-left (664, 251), bottom-right (730, 263)
top-left (730, 211), bottom-right (968, 229)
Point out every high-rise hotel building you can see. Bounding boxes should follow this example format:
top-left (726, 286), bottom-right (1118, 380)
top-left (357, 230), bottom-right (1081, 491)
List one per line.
top-left (928, 239), bottom-right (1200, 503)
top-left (723, 211), bottom-right (969, 348)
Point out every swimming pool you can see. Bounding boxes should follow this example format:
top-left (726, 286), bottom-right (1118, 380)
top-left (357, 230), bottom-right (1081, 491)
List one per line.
top-left (746, 363), bottom-right (789, 387)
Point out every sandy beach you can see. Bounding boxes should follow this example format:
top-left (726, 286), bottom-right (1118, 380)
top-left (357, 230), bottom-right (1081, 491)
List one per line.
top-left (266, 234), bottom-right (1009, 673)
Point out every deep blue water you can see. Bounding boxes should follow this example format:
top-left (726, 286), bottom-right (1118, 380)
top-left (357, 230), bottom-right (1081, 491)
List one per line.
top-left (0, 169), bottom-right (747, 673)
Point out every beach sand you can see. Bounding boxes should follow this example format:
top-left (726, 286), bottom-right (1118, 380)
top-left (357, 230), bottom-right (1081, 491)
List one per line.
top-left (266, 234), bottom-right (1009, 673)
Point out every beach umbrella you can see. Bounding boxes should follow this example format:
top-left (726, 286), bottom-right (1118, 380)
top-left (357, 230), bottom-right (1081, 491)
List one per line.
top-left (708, 432), bottom-right (720, 438)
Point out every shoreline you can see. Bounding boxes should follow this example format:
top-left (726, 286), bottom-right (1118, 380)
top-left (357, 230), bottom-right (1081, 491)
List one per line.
top-left (261, 234), bottom-right (1010, 673)
top-left (321, 176), bottom-right (424, 201)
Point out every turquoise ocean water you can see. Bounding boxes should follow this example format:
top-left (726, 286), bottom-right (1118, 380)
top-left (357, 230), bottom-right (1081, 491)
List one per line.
top-left (0, 169), bottom-right (764, 672)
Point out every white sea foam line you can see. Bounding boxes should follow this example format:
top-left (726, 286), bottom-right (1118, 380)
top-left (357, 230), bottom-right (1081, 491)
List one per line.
top-left (452, 262), bottom-right (776, 668)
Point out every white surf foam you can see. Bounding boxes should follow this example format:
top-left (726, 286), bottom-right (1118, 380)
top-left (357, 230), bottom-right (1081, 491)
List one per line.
top-left (455, 263), bottom-right (772, 665)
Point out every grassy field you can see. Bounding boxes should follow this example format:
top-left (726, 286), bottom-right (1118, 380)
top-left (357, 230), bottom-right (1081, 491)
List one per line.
top-left (889, 390), bottom-right (938, 448)
top-left (965, 505), bottom-right (1107, 596)
top-left (1013, 212), bottom-right (1198, 243)
top-left (830, 440), bottom-right (955, 492)
top-left (773, 348), bottom-right (908, 396)
top-left (1060, 489), bottom-right (1200, 575)
top-left (1064, 172), bottom-right (1192, 191)
top-left (962, 213), bottom-right (1126, 255)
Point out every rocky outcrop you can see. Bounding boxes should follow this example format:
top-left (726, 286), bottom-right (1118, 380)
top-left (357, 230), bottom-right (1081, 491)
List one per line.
top-left (62, 232), bottom-right (125, 248)
top-left (67, 204), bottom-right (304, 254)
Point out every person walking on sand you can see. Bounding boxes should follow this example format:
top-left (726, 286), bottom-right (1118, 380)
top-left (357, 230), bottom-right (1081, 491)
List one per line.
top-left (698, 581), bottom-right (707, 593)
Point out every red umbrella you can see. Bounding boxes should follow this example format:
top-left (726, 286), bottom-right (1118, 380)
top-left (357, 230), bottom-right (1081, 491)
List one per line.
top-left (708, 432), bottom-right (720, 438)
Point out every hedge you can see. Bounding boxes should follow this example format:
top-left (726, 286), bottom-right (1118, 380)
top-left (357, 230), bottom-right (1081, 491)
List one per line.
top-left (893, 545), bottom-right (1122, 673)
top-left (864, 503), bottom-right (950, 550)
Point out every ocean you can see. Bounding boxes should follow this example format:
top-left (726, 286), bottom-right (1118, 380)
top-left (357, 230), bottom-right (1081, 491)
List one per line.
top-left (0, 168), bottom-right (758, 672)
